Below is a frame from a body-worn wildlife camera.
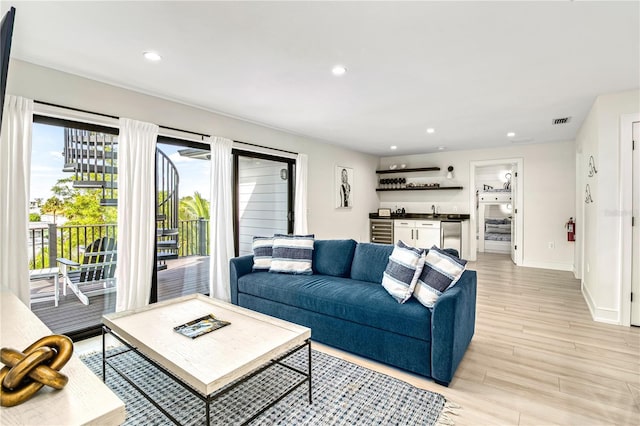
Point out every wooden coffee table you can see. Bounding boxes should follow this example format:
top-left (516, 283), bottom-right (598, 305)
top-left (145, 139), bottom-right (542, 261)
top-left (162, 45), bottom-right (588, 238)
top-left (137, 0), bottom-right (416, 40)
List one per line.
top-left (102, 294), bottom-right (311, 425)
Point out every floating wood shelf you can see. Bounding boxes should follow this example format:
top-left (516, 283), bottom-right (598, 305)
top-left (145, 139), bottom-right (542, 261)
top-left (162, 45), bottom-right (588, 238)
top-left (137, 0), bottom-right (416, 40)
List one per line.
top-left (376, 186), bottom-right (463, 192)
top-left (376, 167), bottom-right (440, 174)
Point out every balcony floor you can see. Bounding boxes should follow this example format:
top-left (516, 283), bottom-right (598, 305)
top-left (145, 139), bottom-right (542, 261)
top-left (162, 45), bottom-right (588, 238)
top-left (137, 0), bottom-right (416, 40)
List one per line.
top-left (30, 256), bottom-right (210, 335)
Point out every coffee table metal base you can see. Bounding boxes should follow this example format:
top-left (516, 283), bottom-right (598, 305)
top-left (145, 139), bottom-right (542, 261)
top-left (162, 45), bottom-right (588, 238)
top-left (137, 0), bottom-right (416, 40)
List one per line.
top-left (102, 326), bottom-right (312, 426)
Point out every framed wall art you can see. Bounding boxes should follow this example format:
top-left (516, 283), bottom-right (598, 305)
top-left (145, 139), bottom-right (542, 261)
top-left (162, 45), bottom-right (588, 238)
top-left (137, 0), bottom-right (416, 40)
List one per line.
top-left (336, 166), bottom-right (353, 208)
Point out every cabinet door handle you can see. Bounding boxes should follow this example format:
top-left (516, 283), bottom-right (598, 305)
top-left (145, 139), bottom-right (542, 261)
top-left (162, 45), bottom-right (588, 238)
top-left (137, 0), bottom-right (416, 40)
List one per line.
top-left (416, 229), bottom-right (419, 240)
top-left (411, 229), bottom-right (414, 239)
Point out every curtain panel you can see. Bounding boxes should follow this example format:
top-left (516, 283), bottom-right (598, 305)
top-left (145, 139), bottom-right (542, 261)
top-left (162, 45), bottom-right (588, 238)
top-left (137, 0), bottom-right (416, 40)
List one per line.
top-left (115, 118), bottom-right (158, 312)
top-left (209, 136), bottom-right (234, 302)
top-left (0, 96), bottom-right (33, 306)
top-left (294, 153), bottom-right (309, 234)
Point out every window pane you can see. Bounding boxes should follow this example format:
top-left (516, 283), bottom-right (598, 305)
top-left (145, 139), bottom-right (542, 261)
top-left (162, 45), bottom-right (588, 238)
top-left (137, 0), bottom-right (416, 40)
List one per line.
top-left (29, 122), bottom-right (118, 336)
top-left (237, 156), bottom-right (290, 255)
top-left (156, 143), bottom-right (210, 302)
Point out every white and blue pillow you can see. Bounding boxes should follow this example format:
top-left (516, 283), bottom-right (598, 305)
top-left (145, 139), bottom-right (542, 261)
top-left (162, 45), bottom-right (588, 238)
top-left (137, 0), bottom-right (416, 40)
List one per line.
top-left (381, 240), bottom-right (425, 304)
top-left (270, 234), bottom-right (315, 275)
top-left (413, 246), bottom-right (467, 308)
top-left (252, 236), bottom-right (274, 271)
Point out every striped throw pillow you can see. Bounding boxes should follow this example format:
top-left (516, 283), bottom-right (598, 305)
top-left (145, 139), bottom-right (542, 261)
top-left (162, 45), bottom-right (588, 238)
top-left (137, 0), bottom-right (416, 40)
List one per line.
top-left (413, 246), bottom-right (467, 308)
top-left (270, 234), bottom-right (315, 275)
top-left (381, 240), bottom-right (426, 304)
top-left (252, 236), bottom-right (274, 271)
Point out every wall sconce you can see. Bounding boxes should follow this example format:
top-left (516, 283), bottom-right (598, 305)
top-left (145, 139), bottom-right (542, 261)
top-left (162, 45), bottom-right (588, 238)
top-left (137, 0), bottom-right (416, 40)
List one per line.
top-left (446, 166), bottom-right (454, 179)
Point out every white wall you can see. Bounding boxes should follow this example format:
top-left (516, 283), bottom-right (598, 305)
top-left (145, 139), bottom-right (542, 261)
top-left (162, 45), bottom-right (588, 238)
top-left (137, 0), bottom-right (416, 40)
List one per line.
top-left (475, 164), bottom-right (513, 191)
top-left (575, 89), bottom-right (640, 325)
top-left (7, 59), bottom-right (379, 242)
top-left (379, 141), bottom-right (576, 270)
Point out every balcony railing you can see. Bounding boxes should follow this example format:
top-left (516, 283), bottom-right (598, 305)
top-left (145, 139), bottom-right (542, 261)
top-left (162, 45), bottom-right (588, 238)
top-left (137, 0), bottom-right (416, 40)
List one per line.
top-left (178, 218), bottom-right (209, 257)
top-left (28, 219), bottom-right (209, 270)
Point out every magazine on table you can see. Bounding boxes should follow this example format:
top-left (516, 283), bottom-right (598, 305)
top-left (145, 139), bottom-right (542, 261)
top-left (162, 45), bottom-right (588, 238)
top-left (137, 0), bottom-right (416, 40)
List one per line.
top-left (174, 314), bottom-right (230, 339)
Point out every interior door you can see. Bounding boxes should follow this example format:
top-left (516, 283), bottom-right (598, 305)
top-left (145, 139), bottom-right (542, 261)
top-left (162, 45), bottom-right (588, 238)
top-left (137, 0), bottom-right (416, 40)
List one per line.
top-left (632, 122), bottom-right (640, 326)
top-left (510, 164), bottom-right (518, 264)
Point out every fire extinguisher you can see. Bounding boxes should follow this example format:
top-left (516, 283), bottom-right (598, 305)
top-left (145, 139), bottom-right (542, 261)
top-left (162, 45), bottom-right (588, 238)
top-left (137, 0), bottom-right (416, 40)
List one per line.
top-left (566, 217), bottom-right (575, 242)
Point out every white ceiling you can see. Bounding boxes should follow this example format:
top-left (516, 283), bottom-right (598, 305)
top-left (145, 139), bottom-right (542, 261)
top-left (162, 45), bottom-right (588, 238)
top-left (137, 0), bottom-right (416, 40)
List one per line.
top-left (3, 1), bottom-right (639, 156)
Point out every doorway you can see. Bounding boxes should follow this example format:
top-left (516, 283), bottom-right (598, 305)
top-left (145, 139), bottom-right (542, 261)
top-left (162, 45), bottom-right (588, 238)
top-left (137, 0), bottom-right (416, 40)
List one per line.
top-left (469, 158), bottom-right (523, 265)
top-left (632, 121), bottom-right (639, 326)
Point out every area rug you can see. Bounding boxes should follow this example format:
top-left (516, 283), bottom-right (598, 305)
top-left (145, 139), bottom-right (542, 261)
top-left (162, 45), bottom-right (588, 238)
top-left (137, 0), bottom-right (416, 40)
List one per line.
top-left (81, 347), bottom-right (458, 425)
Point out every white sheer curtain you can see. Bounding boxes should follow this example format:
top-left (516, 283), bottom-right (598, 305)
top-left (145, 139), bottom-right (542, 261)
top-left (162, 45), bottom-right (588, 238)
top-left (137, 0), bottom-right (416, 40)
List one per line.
top-left (209, 136), bottom-right (234, 301)
top-left (0, 96), bottom-right (33, 306)
top-left (115, 118), bottom-right (158, 312)
top-left (294, 153), bottom-right (308, 234)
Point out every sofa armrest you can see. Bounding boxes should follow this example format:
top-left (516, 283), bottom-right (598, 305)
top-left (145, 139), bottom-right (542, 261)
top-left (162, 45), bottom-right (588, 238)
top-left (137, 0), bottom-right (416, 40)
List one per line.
top-left (430, 269), bottom-right (477, 386)
top-left (229, 255), bottom-right (254, 305)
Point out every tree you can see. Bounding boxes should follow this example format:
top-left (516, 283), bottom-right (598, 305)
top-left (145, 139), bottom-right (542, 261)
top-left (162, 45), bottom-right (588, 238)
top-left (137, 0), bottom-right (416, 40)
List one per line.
top-left (177, 192), bottom-right (211, 256)
top-left (180, 192), bottom-right (210, 220)
top-left (63, 191), bottom-right (115, 225)
top-left (51, 177), bottom-right (76, 201)
top-left (40, 197), bottom-right (63, 223)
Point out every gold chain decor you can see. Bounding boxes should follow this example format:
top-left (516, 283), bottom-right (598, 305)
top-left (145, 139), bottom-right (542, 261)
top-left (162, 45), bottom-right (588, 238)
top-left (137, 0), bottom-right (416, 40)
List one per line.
top-left (0, 335), bottom-right (73, 407)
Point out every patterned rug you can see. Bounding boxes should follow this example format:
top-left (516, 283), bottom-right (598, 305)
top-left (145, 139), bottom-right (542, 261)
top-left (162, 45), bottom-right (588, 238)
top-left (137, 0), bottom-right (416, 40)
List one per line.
top-left (81, 347), bottom-right (456, 425)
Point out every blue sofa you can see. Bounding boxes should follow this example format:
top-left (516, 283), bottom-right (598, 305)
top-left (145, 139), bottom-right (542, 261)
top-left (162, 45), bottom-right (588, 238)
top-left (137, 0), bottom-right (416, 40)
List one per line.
top-left (229, 239), bottom-right (477, 386)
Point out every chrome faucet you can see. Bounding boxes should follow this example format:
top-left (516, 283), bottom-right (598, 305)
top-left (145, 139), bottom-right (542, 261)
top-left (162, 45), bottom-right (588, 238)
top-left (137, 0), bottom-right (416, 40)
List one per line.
top-left (431, 204), bottom-right (436, 214)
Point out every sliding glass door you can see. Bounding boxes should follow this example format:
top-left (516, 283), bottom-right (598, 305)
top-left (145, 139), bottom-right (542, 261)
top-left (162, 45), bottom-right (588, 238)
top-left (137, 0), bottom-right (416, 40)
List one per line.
top-left (29, 118), bottom-right (119, 339)
top-left (25, 110), bottom-right (296, 339)
top-left (234, 151), bottom-right (294, 256)
top-left (154, 141), bottom-right (211, 302)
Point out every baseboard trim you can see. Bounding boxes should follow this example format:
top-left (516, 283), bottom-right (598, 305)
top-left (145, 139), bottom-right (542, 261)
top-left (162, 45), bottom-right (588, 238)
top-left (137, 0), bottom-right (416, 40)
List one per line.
top-left (581, 283), bottom-right (621, 325)
top-left (520, 260), bottom-right (573, 272)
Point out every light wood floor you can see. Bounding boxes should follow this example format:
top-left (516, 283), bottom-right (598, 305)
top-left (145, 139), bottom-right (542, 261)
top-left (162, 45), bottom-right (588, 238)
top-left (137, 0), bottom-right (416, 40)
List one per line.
top-left (316, 253), bottom-right (640, 425)
top-left (77, 252), bottom-right (640, 425)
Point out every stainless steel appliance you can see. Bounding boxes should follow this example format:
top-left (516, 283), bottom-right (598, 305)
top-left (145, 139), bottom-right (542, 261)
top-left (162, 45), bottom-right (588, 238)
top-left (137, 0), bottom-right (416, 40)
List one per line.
top-left (441, 221), bottom-right (462, 254)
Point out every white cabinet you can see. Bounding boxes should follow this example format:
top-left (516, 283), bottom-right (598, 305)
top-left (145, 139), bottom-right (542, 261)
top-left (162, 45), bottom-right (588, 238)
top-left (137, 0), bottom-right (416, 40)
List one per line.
top-left (394, 220), bottom-right (415, 245)
top-left (394, 220), bottom-right (441, 249)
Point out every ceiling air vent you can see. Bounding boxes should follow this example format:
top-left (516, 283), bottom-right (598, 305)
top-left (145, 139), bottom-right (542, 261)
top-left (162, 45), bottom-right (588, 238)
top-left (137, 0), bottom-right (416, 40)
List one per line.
top-left (510, 138), bottom-right (534, 144)
top-left (552, 117), bottom-right (571, 125)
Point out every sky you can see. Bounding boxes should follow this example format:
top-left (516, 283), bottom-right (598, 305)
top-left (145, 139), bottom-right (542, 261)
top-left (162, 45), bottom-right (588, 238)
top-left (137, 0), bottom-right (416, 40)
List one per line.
top-left (30, 123), bottom-right (210, 203)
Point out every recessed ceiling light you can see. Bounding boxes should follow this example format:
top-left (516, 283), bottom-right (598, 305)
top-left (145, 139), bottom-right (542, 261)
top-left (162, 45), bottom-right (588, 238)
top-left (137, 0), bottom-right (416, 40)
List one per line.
top-left (438, 146), bottom-right (445, 151)
top-left (390, 145), bottom-right (397, 150)
top-left (332, 65), bottom-right (347, 76)
top-left (507, 132), bottom-right (516, 137)
top-left (426, 128), bottom-right (435, 134)
top-left (143, 51), bottom-right (162, 62)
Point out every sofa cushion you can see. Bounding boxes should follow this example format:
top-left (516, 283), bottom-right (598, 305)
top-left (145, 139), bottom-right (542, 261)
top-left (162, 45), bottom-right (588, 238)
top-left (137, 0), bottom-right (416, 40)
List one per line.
top-left (350, 243), bottom-right (395, 284)
top-left (251, 236), bottom-right (274, 271)
top-left (414, 246), bottom-right (467, 308)
top-left (381, 240), bottom-right (425, 303)
top-left (237, 272), bottom-right (431, 341)
top-left (312, 239), bottom-right (357, 277)
top-left (270, 234), bottom-right (315, 275)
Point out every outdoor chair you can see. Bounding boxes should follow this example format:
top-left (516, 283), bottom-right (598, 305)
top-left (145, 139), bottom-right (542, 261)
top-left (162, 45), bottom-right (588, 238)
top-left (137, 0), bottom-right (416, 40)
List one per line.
top-left (57, 236), bottom-right (117, 305)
